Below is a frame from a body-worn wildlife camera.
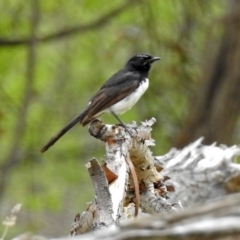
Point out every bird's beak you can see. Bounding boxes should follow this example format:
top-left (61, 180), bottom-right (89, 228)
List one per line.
top-left (150, 56), bottom-right (161, 63)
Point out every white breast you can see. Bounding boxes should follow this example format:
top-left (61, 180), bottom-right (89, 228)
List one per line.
top-left (108, 78), bottom-right (149, 114)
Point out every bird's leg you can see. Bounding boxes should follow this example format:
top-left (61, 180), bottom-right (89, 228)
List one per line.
top-left (110, 109), bottom-right (134, 136)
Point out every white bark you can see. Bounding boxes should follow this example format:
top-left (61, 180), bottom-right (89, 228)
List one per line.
top-left (13, 119), bottom-right (240, 240)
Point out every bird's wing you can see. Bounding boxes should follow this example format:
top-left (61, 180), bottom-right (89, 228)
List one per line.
top-left (41, 71), bottom-right (141, 151)
top-left (85, 70), bottom-right (141, 118)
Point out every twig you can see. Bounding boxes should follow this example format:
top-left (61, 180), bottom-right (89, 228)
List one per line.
top-left (125, 154), bottom-right (139, 217)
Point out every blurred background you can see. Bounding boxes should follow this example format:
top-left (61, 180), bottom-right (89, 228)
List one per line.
top-left (1, 0), bottom-right (240, 237)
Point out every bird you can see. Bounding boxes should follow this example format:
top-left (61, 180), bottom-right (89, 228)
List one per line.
top-left (41, 53), bottom-right (161, 152)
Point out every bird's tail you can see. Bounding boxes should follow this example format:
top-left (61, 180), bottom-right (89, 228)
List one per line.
top-left (41, 110), bottom-right (89, 153)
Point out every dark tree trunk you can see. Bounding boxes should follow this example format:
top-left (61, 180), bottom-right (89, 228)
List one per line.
top-left (174, 0), bottom-right (240, 148)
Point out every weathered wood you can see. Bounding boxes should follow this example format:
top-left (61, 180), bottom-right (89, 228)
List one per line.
top-left (87, 159), bottom-right (114, 228)
top-left (73, 192), bottom-right (240, 240)
top-left (159, 138), bottom-right (240, 207)
top-left (71, 120), bottom-right (240, 236)
top-left (13, 119), bottom-right (240, 240)
top-left (15, 192), bottom-right (240, 240)
top-left (70, 119), bottom-right (177, 235)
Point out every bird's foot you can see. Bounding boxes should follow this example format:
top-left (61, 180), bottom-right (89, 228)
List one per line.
top-left (119, 123), bottom-right (137, 137)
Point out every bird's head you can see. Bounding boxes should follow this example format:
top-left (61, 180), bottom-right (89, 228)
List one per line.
top-left (125, 53), bottom-right (161, 72)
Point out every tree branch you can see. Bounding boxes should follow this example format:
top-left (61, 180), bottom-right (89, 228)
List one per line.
top-left (0, 0), bottom-right (139, 47)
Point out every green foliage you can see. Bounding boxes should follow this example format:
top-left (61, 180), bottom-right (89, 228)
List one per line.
top-left (0, 0), bottom-right (227, 236)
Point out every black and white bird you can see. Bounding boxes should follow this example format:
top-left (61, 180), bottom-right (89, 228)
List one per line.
top-left (41, 53), bottom-right (160, 152)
